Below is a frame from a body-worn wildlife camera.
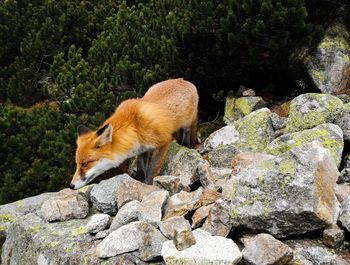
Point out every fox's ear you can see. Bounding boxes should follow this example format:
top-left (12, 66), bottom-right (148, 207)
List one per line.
top-left (77, 125), bottom-right (92, 137)
top-left (96, 124), bottom-right (113, 147)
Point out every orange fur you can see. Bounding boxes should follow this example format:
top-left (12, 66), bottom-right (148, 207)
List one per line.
top-left (71, 78), bottom-right (198, 188)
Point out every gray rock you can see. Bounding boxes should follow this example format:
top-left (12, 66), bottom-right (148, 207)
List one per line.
top-left (231, 142), bottom-right (340, 238)
top-left (208, 144), bottom-right (241, 168)
top-left (335, 183), bottom-right (350, 203)
top-left (339, 197), bottom-right (350, 232)
top-left (86, 213), bottom-right (111, 234)
top-left (242, 233), bottom-right (293, 265)
top-left (41, 189), bottom-right (89, 222)
top-left (90, 173), bottom-right (135, 214)
top-left (161, 141), bottom-right (204, 186)
top-left (159, 216), bottom-right (191, 239)
top-left (304, 23), bottom-right (350, 95)
top-left (242, 89), bottom-right (256, 97)
top-left (173, 229), bottom-right (196, 251)
top-left (1, 213), bottom-right (124, 265)
top-left (231, 152), bottom-right (275, 174)
top-left (115, 179), bottom-right (160, 209)
top-left (196, 160), bottom-right (232, 190)
top-left (284, 93), bottom-right (343, 133)
top-left (271, 112), bottom-right (286, 130)
top-left (0, 192), bottom-right (56, 241)
top-left (202, 199), bottom-right (232, 237)
top-left (224, 96), bottom-right (267, 124)
top-left (266, 123), bottom-right (344, 167)
top-left (138, 190), bottom-right (169, 226)
top-left (95, 229), bottom-right (110, 240)
top-left (191, 204), bottom-right (214, 229)
top-left (333, 103), bottom-right (350, 142)
top-left (110, 200), bottom-right (140, 231)
top-left (96, 221), bottom-right (167, 261)
top-left (163, 188), bottom-right (203, 220)
top-left (204, 108), bottom-right (274, 153)
top-left (323, 225), bottom-right (345, 248)
top-left (161, 229), bottom-right (242, 265)
top-left (153, 175), bottom-right (190, 195)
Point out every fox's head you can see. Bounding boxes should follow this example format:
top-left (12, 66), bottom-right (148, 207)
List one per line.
top-left (70, 124), bottom-right (117, 189)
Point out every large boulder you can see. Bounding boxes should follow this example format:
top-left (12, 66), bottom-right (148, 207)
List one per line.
top-left (266, 123), bottom-right (343, 167)
top-left (230, 142), bottom-right (340, 238)
top-left (161, 229), bottom-right (242, 265)
top-left (339, 197), bottom-right (350, 232)
top-left (1, 213), bottom-right (137, 265)
top-left (40, 189), bottom-right (89, 222)
top-left (284, 93), bottom-right (343, 133)
top-left (303, 23), bottom-right (350, 95)
top-left (333, 102), bottom-right (350, 141)
top-left (224, 96), bottom-right (266, 124)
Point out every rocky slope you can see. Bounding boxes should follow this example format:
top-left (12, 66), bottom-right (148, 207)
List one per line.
top-left (1, 90), bottom-right (350, 265)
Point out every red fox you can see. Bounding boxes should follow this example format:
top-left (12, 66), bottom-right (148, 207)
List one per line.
top-left (70, 78), bottom-right (198, 189)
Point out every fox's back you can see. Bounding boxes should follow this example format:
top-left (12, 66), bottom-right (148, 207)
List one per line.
top-left (142, 78), bottom-right (198, 130)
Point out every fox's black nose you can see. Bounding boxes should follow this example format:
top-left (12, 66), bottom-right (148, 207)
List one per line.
top-left (70, 184), bottom-right (75, 189)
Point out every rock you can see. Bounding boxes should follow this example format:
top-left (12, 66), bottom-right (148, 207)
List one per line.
top-left (0, 192), bottom-right (56, 241)
top-left (271, 112), bottom-right (286, 130)
top-left (224, 96), bottom-right (267, 124)
top-left (200, 188), bottom-right (221, 206)
top-left (163, 188), bottom-right (203, 219)
top-left (303, 23), bottom-right (350, 95)
top-left (159, 216), bottom-right (191, 239)
top-left (242, 88), bottom-right (256, 97)
top-left (338, 168), bottom-right (350, 183)
top-left (266, 123), bottom-right (344, 167)
top-left (77, 183), bottom-right (95, 198)
top-left (208, 144), bottom-right (241, 168)
top-left (333, 103), bottom-right (350, 142)
top-left (202, 199), bottom-right (232, 237)
top-left (1, 213), bottom-right (124, 265)
top-left (197, 161), bottom-right (232, 189)
top-left (339, 197), bottom-right (350, 232)
top-left (173, 229), bottom-right (196, 251)
top-left (86, 213), bottom-right (111, 234)
top-left (286, 239), bottom-right (349, 265)
top-left (96, 221), bottom-right (167, 261)
top-left (204, 108), bottom-right (274, 153)
top-left (335, 183), bottom-right (350, 203)
top-left (337, 94), bottom-right (350, 103)
top-left (241, 233), bottom-right (293, 265)
top-left (231, 152), bottom-right (275, 174)
top-left (90, 173), bottom-right (135, 214)
top-left (161, 229), bottom-right (242, 265)
top-left (230, 142), bottom-right (340, 238)
top-left (95, 229), bottom-right (110, 240)
top-left (323, 225), bottom-right (345, 248)
top-left (161, 141), bottom-right (204, 186)
top-left (109, 200), bottom-right (140, 231)
top-left (192, 204), bottom-right (214, 229)
top-left (138, 190), bottom-right (169, 225)
top-left (271, 101), bottom-right (290, 117)
top-left (41, 189), bottom-right (89, 222)
top-left (284, 93), bottom-right (343, 133)
top-left (115, 179), bottom-right (160, 209)
top-left (153, 175), bottom-right (190, 195)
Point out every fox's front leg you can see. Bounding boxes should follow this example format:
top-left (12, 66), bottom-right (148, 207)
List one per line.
top-left (144, 142), bottom-right (171, 185)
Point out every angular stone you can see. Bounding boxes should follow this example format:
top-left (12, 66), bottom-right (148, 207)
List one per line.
top-left (202, 199), bottom-right (232, 237)
top-left (173, 229), bottom-right (196, 251)
top-left (163, 188), bottom-right (203, 220)
top-left (204, 108), bottom-right (274, 153)
top-left (271, 112), bottom-right (286, 130)
top-left (161, 141), bottom-right (203, 186)
top-left (197, 160), bottom-right (232, 190)
top-left (41, 189), bottom-right (89, 222)
top-left (333, 103), bottom-right (350, 141)
top-left (159, 216), bottom-right (191, 239)
top-left (109, 200), bottom-right (140, 231)
top-left (115, 180), bottom-right (160, 209)
top-left (339, 197), bottom-right (350, 232)
top-left (224, 96), bottom-right (267, 124)
top-left (86, 213), bottom-right (111, 234)
top-left (231, 142), bottom-right (340, 238)
top-left (242, 233), bottom-right (293, 265)
top-left (208, 145), bottom-right (241, 168)
top-left (90, 174), bottom-right (135, 214)
top-left (242, 89), bottom-right (256, 97)
top-left (284, 93), bottom-right (343, 133)
top-left (0, 192), bottom-right (56, 240)
top-left (153, 175), bottom-right (190, 195)
top-left (138, 190), bottom-right (169, 225)
top-left (304, 23), bottom-right (350, 95)
top-left (96, 221), bottom-right (166, 261)
top-left (266, 123), bottom-right (343, 167)
top-left (200, 189), bottom-right (221, 206)
top-left (161, 229), bottom-right (242, 265)
top-left (323, 225), bottom-right (345, 248)
top-left (335, 183), bottom-right (350, 203)
top-left (192, 204), bottom-right (214, 229)
top-left (231, 152), bottom-right (275, 174)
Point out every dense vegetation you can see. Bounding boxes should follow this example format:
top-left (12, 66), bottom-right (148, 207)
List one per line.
top-left (0, 0), bottom-right (349, 204)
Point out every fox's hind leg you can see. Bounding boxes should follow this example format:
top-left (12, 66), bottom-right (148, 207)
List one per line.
top-left (136, 151), bottom-right (153, 182)
top-left (181, 127), bottom-right (191, 147)
top-left (144, 142), bottom-right (170, 185)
